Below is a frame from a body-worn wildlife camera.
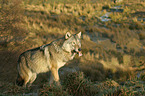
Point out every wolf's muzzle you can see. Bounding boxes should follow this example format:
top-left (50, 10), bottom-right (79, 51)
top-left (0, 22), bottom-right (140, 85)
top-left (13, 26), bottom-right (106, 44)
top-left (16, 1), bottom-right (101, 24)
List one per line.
top-left (72, 48), bottom-right (82, 56)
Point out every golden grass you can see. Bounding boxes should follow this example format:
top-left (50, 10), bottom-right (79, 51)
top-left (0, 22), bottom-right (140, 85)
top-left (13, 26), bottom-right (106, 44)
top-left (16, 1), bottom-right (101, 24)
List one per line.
top-left (0, 0), bottom-right (145, 95)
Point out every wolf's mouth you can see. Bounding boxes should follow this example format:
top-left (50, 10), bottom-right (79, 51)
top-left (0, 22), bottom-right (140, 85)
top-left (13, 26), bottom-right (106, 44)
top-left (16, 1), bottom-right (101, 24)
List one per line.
top-left (72, 48), bottom-right (82, 56)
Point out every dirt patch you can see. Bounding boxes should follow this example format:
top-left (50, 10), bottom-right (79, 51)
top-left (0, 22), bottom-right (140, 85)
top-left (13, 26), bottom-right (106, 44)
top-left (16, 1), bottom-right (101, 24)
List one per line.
top-left (0, 50), bottom-right (20, 83)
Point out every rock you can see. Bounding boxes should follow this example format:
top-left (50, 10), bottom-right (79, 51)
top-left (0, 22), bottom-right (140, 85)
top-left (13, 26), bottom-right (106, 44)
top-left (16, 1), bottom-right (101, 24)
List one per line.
top-left (110, 7), bottom-right (124, 12)
top-left (99, 12), bottom-right (111, 22)
top-left (113, 0), bottom-right (123, 3)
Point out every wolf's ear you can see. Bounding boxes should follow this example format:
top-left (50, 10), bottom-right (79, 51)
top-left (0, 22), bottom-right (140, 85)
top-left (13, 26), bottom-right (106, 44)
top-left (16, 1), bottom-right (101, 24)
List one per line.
top-left (77, 32), bottom-right (81, 38)
top-left (65, 32), bottom-right (71, 39)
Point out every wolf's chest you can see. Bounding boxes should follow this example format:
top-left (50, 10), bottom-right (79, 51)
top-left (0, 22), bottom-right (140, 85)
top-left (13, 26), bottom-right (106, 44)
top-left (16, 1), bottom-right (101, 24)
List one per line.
top-left (56, 60), bottom-right (66, 68)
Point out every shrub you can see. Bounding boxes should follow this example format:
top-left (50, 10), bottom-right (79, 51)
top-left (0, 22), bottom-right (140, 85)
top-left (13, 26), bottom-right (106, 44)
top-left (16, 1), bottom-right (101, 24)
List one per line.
top-left (63, 72), bottom-right (98, 96)
top-left (39, 84), bottom-right (69, 96)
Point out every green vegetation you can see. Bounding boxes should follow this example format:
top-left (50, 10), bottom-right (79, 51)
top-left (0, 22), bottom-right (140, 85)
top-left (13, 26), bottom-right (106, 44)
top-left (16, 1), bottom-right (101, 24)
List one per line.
top-left (0, 0), bottom-right (145, 95)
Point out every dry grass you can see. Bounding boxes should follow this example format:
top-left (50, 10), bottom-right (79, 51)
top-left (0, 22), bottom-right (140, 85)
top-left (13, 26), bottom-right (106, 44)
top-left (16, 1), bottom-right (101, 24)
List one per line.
top-left (0, 0), bottom-right (27, 36)
top-left (0, 0), bottom-right (145, 95)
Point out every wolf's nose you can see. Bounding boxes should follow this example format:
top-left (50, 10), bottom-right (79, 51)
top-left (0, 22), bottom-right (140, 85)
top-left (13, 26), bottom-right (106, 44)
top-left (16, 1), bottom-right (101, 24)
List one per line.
top-left (78, 48), bottom-right (81, 51)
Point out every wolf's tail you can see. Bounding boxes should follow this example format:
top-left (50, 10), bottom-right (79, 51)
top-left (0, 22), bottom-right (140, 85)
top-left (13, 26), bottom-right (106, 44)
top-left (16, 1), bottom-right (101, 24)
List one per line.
top-left (16, 73), bottom-right (24, 86)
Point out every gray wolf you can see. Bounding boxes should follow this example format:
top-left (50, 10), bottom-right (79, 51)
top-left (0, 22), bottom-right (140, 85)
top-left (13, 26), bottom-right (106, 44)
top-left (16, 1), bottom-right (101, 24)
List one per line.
top-left (16, 32), bottom-right (82, 86)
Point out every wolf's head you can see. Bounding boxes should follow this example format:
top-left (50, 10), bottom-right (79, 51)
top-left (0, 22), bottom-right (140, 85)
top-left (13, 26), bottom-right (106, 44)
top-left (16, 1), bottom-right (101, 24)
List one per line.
top-left (62, 32), bottom-right (82, 57)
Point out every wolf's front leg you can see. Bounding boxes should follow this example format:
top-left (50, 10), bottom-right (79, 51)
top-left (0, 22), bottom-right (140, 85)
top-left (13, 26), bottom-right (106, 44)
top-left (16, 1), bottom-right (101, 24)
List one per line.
top-left (49, 68), bottom-right (60, 86)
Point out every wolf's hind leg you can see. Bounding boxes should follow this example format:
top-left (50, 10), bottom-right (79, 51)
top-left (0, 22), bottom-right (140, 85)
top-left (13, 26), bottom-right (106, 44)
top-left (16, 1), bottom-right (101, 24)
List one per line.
top-left (28, 73), bottom-right (37, 87)
top-left (16, 73), bottom-right (24, 86)
top-left (23, 74), bottom-right (31, 87)
top-left (21, 68), bottom-right (32, 87)
top-left (18, 68), bottom-right (31, 87)
top-left (18, 56), bottom-right (32, 87)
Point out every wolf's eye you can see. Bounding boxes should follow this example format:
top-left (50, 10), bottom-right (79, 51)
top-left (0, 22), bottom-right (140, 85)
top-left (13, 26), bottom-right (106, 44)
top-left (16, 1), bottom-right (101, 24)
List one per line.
top-left (72, 42), bottom-right (75, 45)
